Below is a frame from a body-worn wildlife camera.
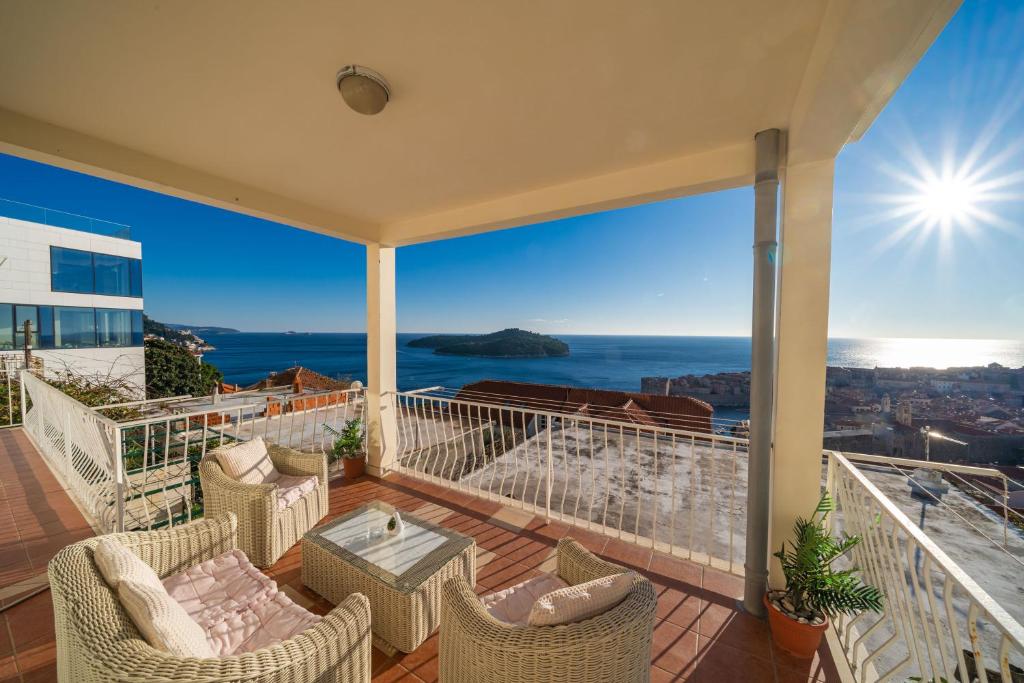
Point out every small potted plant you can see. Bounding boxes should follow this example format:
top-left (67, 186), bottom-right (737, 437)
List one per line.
top-left (323, 418), bottom-right (365, 479)
top-left (386, 511), bottom-right (405, 536)
top-left (766, 493), bottom-right (883, 659)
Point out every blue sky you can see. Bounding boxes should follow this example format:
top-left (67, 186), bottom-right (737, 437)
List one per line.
top-left (1, 0), bottom-right (1021, 340)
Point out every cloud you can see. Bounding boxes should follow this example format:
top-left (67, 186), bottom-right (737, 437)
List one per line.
top-left (656, 292), bottom-right (665, 297)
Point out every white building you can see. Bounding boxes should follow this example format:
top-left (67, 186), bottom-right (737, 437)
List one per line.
top-left (0, 202), bottom-right (145, 393)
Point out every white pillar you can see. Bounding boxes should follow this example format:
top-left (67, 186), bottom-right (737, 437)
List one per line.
top-left (769, 158), bottom-right (835, 587)
top-left (366, 243), bottom-right (398, 476)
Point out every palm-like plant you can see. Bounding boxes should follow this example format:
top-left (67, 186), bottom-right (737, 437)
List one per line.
top-left (772, 493), bottom-right (883, 621)
top-left (323, 419), bottom-right (364, 462)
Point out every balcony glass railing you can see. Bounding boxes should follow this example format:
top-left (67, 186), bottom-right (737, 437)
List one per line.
top-left (0, 197), bottom-right (131, 240)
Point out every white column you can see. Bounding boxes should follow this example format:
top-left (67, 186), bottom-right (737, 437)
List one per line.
top-left (769, 157), bottom-right (835, 587)
top-left (366, 243), bottom-right (398, 476)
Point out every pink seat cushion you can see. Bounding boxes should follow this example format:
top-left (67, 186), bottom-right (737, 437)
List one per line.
top-left (479, 573), bottom-right (569, 626)
top-left (163, 550), bottom-right (321, 656)
top-left (270, 473), bottom-right (318, 509)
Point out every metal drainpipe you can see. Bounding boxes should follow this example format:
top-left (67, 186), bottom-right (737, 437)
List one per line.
top-left (743, 129), bottom-right (781, 616)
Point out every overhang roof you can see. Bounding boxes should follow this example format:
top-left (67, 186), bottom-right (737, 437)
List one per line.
top-left (0, 1), bottom-right (958, 246)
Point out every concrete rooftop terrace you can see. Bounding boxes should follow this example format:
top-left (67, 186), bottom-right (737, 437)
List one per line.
top-left (0, 427), bottom-right (838, 682)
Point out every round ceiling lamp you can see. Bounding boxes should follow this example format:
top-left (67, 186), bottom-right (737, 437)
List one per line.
top-left (336, 65), bottom-right (390, 115)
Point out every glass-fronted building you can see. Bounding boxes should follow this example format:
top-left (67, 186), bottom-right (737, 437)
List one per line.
top-left (0, 205), bottom-right (145, 394)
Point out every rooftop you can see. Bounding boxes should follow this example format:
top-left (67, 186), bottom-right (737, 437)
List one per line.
top-left (0, 196), bottom-right (132, 240)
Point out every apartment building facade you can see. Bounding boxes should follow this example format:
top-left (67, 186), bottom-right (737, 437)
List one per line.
top-left (0, 203), bottom-right (145, 392)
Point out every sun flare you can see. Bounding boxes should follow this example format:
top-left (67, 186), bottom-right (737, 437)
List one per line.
top-left (911, 175), bottom-right (981, 227)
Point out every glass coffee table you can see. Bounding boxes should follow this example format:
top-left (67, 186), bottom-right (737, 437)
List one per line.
top-left (301, 500), bottom-right (476, 653)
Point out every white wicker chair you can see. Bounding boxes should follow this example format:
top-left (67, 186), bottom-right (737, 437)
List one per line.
top-left (48, 513), bottom-right (371, 682)
top-left (200, 442), bottom-right (328, 567)
top-left (439, 537), bottom-right (657, 683)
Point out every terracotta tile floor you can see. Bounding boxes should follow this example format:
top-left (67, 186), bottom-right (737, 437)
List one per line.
top-left (0, 427), bottom-right (839, 682)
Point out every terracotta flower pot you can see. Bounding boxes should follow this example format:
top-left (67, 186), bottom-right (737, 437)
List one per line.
top-left (764, 593), bottom-right (828, 659)
top-left (342, 456), bottom-right (365, 479)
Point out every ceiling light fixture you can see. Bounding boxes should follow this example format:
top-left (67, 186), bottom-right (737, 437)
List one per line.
top-left (336, 65), bottom-right (390, 115)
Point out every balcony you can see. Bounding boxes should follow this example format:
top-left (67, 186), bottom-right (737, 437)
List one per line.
top-left (5, 374), bottom-right (1023, 682)
top-left (0, 197), bottom-right (132, 240)
top-left (0, 427), bottom-right (838, 682)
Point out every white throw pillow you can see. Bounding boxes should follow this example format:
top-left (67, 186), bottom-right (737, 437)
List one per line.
top-left (527, 572), bottom-right (634, 626)
top-left (118, 579), bottom-right (215, 659)
top-left (215, 437), bottom-right (277, 485)
top-left (480, 573), bottom-right (569, 626)
top-left (94, 537), bottom-right (163, 592)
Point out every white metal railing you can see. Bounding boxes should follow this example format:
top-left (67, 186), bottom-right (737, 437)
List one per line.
top-left (391, 389), bottom-right (749, 574)
top-left (21, 374), bottom-right (363, 532)
top-left (21, 371), bottom-right (124, 532)
top-left (113, 387), bottom-right (365, 531)
top-left (839, 452), bottom-right (1023, 556)
top-left (827, 451), bottom-right (1024, 683)
top-left (1, 354), bottom-right (29, 428)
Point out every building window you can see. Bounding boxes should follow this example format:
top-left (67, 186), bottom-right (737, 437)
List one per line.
top-left (54, 307), bottom-right (97, 348)
top-left (94, 254), bottom-right (131, 296)
top-left (50, 247), bottom-right (94, 294)
top-left (51, 247), bottom-right (142, 298)
top-left (130, 259), bottom-right (143, 297)
top-left (96, 309), bottom-right (132, 348)
top-left (131, 310), bottom-right (144, 346)
top-left (38, 306), bottom-right (55, 349)
top-left (0, 304), bottom-right (12, 351)
top-left (14, 305), bottom-right (39, 349)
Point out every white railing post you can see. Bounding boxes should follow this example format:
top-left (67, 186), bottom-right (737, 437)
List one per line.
top-left (114, 426), bottom-right (125, 532)
top-left (62, 410), bottom-right (72, 482)
top-left (545, 416), bottom-right (553, 521)
top-left (19, 368), bottom-right (28, 427)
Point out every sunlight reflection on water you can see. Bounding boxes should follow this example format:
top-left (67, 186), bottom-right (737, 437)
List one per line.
top-left (828, 338), bottom-right (1024, 369)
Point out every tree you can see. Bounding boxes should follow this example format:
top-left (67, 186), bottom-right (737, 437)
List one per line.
top-left (145, 338), bottom-right (223, 398)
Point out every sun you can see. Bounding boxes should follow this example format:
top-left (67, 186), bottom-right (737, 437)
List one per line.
top-left (911, 174), bottom-right (981, 228)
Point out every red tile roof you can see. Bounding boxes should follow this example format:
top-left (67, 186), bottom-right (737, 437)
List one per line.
top-left (245, 366), bottom-right (349, 392)
top-left (453, 380), bottom-right (714, 432)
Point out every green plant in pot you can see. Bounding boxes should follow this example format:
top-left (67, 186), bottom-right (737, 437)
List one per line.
top-left (766, 492), bottom-right (883, 659)
top-left (323, 418), bottom-right (365, 479)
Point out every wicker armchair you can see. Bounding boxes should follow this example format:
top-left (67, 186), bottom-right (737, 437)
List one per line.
top-left (200, 442), bottom-right (328, 567)
top-left (48, 513), bottom-right (372, 683)
top-left (439, 537), bottom-right (657, 683)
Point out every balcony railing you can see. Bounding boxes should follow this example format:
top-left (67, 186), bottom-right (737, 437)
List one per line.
top-left (391, 388), bottom-right (750, 574)
top-left (16, 372), bottom-right (1024, 681)
top-left (826, 451), bottom-right (1024, 683)
top-left (20, 370), bottom-right (364, 532)
top-left (0, 196), bottom-right (132, 239)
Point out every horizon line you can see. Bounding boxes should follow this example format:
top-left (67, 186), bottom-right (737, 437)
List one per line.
top-left (191, 330), bottom-right (1022, 343)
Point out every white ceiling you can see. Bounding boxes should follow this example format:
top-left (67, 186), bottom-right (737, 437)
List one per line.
top-left (0, 1), bottom-right (958, 245)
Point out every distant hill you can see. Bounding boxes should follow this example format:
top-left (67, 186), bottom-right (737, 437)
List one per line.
top-left (143, 315), bottom-right (199, 346)
top-left (408, 328), bottom-right (569, 358)
top-left (165, 323), bottom-right (240, 335)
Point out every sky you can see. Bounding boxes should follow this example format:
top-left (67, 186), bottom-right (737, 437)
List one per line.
top-left (0, 0), bottom-right (1021, 340)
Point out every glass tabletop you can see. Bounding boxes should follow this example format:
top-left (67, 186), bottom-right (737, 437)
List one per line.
top-left (305, 500), bottom-right (475, 593)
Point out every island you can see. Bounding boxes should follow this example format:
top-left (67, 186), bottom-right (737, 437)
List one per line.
top-left (408, 328), bottom-right (569, 358)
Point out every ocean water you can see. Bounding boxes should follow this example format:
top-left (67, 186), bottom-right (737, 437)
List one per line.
top-left (203, 333), bottom-right (1024, 392)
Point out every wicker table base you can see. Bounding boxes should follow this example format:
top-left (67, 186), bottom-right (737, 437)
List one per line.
top-left (302, 505), bottom-right (476, 654)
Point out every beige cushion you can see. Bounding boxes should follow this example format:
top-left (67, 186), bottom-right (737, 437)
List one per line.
top-left (94, 537), bottom-right (162, 592)
top-left (118, 579), bottom-right (216, 658)
top-left (480, 573), bottom-right (569, 626)
top-left (215, 437), bottom-right (277, 485)
top-left (527, 572), bottom-right (634, 626)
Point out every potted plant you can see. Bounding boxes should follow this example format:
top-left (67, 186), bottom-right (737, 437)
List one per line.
top-left (766, 492), bottom-right (883, 659)
top-left (323, 418), bottom-right (365, 479)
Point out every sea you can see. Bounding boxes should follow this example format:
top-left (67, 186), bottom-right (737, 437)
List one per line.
top-left (203, 334), bottom-right (1024, 396)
